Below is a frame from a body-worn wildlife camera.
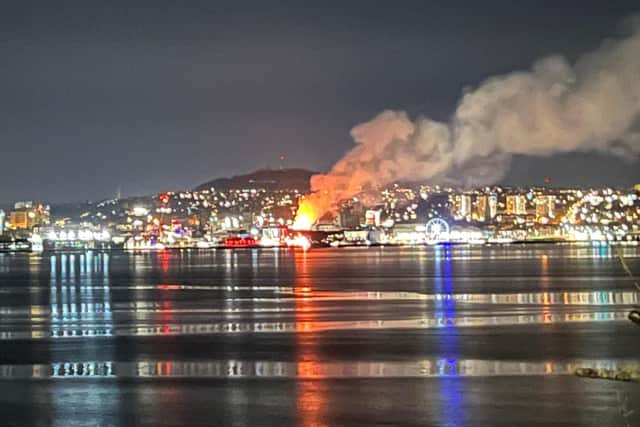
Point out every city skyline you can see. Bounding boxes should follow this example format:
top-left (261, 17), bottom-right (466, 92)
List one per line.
top-left (2, 1), bottom-right (640, 203)
top-left (4, 176), bottom-right (639, 251)
top-left (1, 162), bottom-right (640, 208)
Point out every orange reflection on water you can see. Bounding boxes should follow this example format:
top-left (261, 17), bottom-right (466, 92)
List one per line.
top-left (294, 251), bottom-right (328, 427)
top-left (540, 254), bottom-right (551, 290)
top-left (297, 361), bottom-right (324, 379)
top-left (155, 361), bottom-right (173, 376)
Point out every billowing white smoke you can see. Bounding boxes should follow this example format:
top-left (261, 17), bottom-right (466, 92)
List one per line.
top-left (310, 22), bottom-right (640, 209)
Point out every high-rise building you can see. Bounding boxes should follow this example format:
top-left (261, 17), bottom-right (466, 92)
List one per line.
top-left (452, 194), bottom-right (472, 220)
top-left (488, 194), bottom-right (498, 220)
top-left (472, 195), bottom-right (488, 222)
top-left (0, 209), bottom-right (4, 235)
top-left (506, 195), bottom-right (527, 215)
top-left (535, 195), bottom-right (555, 223)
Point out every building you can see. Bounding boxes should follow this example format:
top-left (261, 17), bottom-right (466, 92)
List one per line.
top-left (452, 194), bottom-right (472, 220)
top-left (472, 195), bottom-right (488, 222)
top-left (0, 209), bottom-right (4, 235)
top-left (9, 202), bottom-right (50, 230)
top-left (488, 194), bottom-right (498, 220)
top-left (365, 209), bottom-right (382, 226)
top-left (339, 201), bottom-right (365, 228)
top-left (535, 195), bottom-right (555, 223)
top-left (506, 195), bottom-right (527, 216)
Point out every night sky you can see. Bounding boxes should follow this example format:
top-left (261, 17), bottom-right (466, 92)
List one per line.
top-left (2, 1), bottom-right (639, 203)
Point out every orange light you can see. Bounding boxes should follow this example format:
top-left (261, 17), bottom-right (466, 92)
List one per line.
top-left (285, 234), bottom-right (311, 251)
top-left (292, 200), bottom-right (318, 230)
top-left (292, 214), bottom-right (313, 231)
top-left (292, 192), bottom-right (333, 230)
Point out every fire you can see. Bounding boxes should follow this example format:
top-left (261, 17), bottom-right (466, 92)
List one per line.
top-left (292, 198), bottom-right (320, 230)
top-left (285, 233), bottom-right (311, 250)
top-left (292, 213), bottom-right (314, 231)
top-left (292, 192), bottom-right (333, 230)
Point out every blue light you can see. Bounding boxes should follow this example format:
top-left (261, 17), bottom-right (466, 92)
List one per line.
top-left (433, 245), bottom-right (464, 423)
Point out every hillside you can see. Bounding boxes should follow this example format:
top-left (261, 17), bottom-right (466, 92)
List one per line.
top-left (194, 168), bottom-right (316, 192)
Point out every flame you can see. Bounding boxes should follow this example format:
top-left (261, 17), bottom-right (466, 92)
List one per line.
top-left (285, 234), bottom-right (311, 251)
top-left (292, 190), bottom-right (336, 230)
top-left (292, 204), bottom-right (315, 230)
top-left (292, 213), bottom-right (314, 231)
top-left (292, 197), bottom-right (322, 230)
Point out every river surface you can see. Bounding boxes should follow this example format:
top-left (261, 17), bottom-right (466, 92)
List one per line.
top-left (0, 244), bottom-right (639, 426)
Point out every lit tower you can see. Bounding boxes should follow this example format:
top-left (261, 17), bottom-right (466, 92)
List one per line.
top-left (488, 194), bottom-right (498, 220)
top-left (535, 195), bottom-right (555, 223)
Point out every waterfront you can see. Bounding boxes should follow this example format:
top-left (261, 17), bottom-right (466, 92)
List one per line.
top-left (0, 244), bottom-right (639, 426)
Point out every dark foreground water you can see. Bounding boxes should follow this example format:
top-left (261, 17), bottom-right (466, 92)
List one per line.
top-left (0, 244), bottom-right (639, 426)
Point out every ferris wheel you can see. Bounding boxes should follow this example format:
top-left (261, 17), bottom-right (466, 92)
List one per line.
top-left (425, 218), bottom-right (450, 240)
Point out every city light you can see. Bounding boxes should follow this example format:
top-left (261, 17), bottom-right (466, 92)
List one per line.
top-left (2, 177), bottom-right (638, 252)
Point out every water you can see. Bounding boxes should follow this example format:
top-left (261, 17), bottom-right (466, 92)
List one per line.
top-left (0, 244), bottom-right (638, 426)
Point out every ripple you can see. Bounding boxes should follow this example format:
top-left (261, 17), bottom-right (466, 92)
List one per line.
top-left (0, 358), bottom-right (638, 380)
top-left (0, 308), bottom-right (631, 340)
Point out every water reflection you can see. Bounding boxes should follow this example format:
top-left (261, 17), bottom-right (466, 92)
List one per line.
top-left (43, 252), bottom-right (119, 427)
top-left (434, 244), bottom-right (464, 425)
top-left (294, 250), bottom-right (328, 427)
top-left (2, 310), bottom-right (631, 340)
top-left (48, 253), bottom-right (113, 338)
top-left (0, 286), bottom-right (637, 340)
top-left (0, 246), bottom-right (638, 426)
top-left (1, 358), bottom-right (638, 380)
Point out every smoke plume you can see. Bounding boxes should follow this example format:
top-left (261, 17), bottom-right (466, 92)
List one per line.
top-left (295, 20), bottom-right (640, 226)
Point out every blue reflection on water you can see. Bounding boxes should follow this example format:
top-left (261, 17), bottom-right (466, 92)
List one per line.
top-left (434, 244), bottom-right (464, 425)
top-left (434, 245), bottom-right (456, 329)
top-left (48, 252), bottom-right (118, 425)
top-left (49, 253), bottom-right (113, 337)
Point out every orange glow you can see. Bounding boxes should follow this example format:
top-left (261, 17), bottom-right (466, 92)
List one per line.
top-left (292, 214), bottom-right (313, 231)
top-left (285, 234), bottom-right (311, 251)
top-left (292, 192), bottom-right (333, 230)
top-left (292, 200), bottom-right (318, 230)
top-left (540, 254), bottom-right (550, 289)
top-left (294, 253), bottom-right (327, 426)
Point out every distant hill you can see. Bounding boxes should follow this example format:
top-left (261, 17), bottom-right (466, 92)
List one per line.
top-left (194, 168), bottom-right (316, 192)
